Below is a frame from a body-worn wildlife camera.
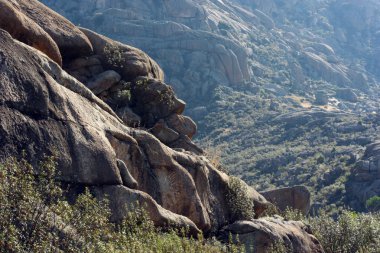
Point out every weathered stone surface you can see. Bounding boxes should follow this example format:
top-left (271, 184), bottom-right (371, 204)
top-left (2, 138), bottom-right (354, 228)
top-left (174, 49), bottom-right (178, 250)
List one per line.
top-left (300, 51), bottom-right (351, 87)
top-left (0, 28), bottom-right (266, 234)
top-left (66, 55), bottom-right (104, 83)
top-left (87, 70), bottom-right (121, 95)
top-left (40, 0), bottom-right (379, 112)
top-left (149, 120), bottom-right (180, 144)
top-left (0, 30), bottom-right (122, 186)
top-left (80, 28), bottom-right (164, 82)
top-left (10, 0), bottom-right (93, 61)
top-left (252, 9), bottom-right (275, 29)
top-left (40, 0), bottom-right (252, 102)
top-left (261, 186), bottom-right (311, 215)
top-left (0, 3), bottom-right (330, 251)
top-left (67, 56), bottom-right (102, 71)
top-left (116, 159), bottom-right (138, 189)
top-left (166, 114), bottom-right (197, 139)
top-left (0, 0), bottom-right (62, 66)
top-left (219, 219), bottom-right (325, 253)
top-left (170, 135), bottom-right (205, 155)
top-left (114, 106), bottom-right (141, 127)
top-left (315, 90), bottom-right (329, 105)
top-left (0, 26), bottom-right (274, 235)
top-left (172, 151), bottom-right (270, 225)
top-left (92, 185), bottom-right (201, 236)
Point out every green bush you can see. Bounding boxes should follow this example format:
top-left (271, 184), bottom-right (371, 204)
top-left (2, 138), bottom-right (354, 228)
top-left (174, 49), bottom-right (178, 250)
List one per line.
top-left (104, 44), bottom-right (124, 68)
top-left (308, 210), bottom-right (380, 253)
top-left (226, 177), bottom-right (255, 221)
top-left (0, 157), bottom-right (242, 253)
top-left (282, 207), bottom-right (305, 221)
top-left (264, 207), bottom-right (380, 253)
top-left (366, 196), bottom-right (380, 212)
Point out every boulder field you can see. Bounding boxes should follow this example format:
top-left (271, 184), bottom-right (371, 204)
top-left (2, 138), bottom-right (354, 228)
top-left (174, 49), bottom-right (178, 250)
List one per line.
top-left (0, 0), bottom-right (324, 252)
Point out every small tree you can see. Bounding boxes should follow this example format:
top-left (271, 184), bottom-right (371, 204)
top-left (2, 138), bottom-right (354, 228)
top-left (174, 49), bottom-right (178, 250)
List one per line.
top-left (226, 177), bottom-right (255, 221)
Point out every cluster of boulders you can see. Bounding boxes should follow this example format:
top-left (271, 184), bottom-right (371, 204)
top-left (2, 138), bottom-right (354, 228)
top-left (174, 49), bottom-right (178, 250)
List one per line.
top-left (0, 0), bottom-right (324, 251)
top-left (63, 27), bottom-right (199, 153)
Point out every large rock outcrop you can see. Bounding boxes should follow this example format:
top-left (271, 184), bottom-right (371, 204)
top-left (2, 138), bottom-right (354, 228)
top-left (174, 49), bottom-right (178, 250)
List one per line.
top-left (40, 0), bottom-right (380, 219)
top-left (0, 26), bottom-right (267, 233)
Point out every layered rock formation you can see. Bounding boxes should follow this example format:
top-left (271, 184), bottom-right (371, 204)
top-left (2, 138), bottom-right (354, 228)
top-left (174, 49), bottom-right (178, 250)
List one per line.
top-left (0, 0), bottom-right (325, 251)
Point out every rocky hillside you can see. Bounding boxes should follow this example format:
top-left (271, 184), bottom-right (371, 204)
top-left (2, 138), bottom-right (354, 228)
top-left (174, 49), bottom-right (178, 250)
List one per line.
top-left (0, 0), bottom-right (328, 252)
top-left (40, 0), bottom-right (380, 214)
top-left (41, 0), bottom-right (380, 105)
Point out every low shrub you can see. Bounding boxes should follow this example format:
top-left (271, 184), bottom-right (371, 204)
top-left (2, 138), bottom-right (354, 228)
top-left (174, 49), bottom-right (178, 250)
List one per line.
top-left (308, 210), bottom-right (380, 253)
top-left (264, 207), bottom-right (380, 253)
top-left (226, 177), bottom-right (255, 221)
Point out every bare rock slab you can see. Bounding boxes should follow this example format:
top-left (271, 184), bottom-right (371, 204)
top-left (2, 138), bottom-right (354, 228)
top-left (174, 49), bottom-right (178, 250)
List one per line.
top-left (219, 219), bottom-right (324, 253)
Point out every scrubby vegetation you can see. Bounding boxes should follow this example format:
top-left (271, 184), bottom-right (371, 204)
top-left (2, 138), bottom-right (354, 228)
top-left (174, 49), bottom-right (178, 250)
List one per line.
top-left (309, 211), bottom-right (380, 253)
top-left (1, 157), bottom-right (380, 253)
top-left (226, 177), bottom-right (255, 221)
top-left (279, 208), bottom-right (380, 253)
top-left (0, 157), bottom-right (241, 253)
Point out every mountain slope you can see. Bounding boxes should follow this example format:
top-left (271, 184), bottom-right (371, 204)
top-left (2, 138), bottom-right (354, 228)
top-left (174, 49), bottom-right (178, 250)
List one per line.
top-left (40, 0), bottom-right (380, 214)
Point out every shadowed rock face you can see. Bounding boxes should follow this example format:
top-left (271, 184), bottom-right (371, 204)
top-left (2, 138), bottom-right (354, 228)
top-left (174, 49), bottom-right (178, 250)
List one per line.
top-left (0, 0), bottom-right (325, 251)
top-left (261, 185), bottom-right (311, 215)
